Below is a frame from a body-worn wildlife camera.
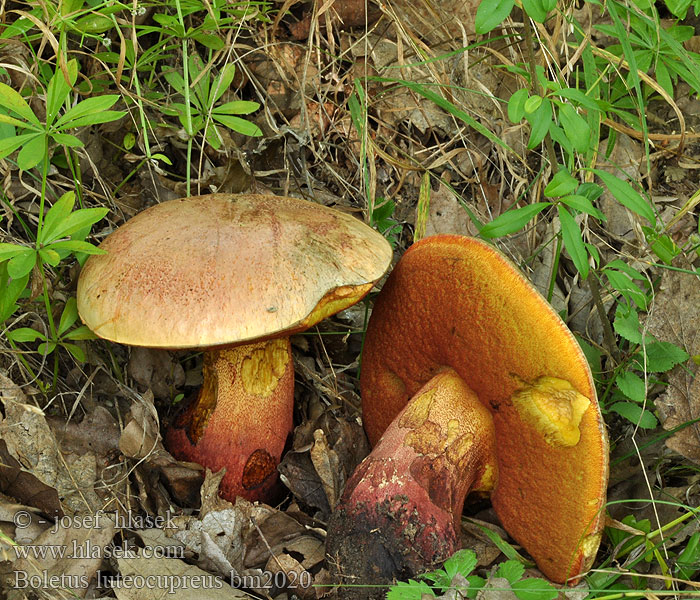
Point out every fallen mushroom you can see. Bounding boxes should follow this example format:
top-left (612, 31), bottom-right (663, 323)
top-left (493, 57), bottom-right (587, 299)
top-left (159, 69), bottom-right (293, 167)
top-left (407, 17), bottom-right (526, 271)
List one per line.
top-left (77, 194), bottom-right (392, 503)
top-left (326, 235), bottom-right (608, 595)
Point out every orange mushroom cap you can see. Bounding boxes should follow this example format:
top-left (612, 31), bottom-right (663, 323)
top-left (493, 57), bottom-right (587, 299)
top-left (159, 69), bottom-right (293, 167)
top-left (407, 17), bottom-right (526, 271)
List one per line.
top-left (77, 194), bottom-right (392, 502)
top-left (357, 234), bottom-right (608, 584)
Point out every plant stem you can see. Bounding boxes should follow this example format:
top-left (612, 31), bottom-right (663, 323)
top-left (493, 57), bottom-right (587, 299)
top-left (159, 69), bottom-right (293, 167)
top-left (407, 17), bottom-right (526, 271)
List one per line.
top-left (175, 0), bottom-right (193, 196)
top-left (589, 270), bottom-right (622, 365)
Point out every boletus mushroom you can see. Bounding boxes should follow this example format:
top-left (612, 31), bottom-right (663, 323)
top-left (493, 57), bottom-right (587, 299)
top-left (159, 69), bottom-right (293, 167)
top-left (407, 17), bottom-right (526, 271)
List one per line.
top-left (77, 194), bottom-right (392, 503)
top-left (326, 235), bottom-right (608, 595)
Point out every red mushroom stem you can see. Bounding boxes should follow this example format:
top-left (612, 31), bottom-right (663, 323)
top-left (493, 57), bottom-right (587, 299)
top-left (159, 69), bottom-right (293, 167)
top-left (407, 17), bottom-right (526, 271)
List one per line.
top-left (327, 370), bottom-right (496, 593)
top-left (165, 339), bottom-right (294, 502)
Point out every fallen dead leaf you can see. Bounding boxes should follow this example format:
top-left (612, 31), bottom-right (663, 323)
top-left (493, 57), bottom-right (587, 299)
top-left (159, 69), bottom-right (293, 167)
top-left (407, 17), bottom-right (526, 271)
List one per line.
top-left (645, 266), bottom-right (700, 463)
top-left (115, 551), bottom-right (253, 599)
top-left (0, 374), bottom-right (101, 514)
top-left (279, 412), bottom-right (369, 519)
top-left (128, 347), bottom-right (185, 400)
top-left (5, 515), bottom-right (116, 598)
top-left (423, 174), bottom-right (476, 238)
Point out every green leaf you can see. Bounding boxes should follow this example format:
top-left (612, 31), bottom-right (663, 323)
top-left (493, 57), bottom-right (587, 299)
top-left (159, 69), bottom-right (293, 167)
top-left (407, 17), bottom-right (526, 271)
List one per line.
top-left (55, 110), bottom-right (126, 129)
top-left (48, 240), bottom-right (106, 255)
top-left (0, 82), bottom-right (40, 124)
top-left (675, 532), bottom-right (700, 580)
top-left (211, 114), bottom-right (262, 137)
top-left (559, 194), bottom-right (606, 221)
top-left (609, 402), bottom-right (658, 429)
top-left (558, 103), bottom-right (590, 153)
top-left (524, 95), bottom-right (543, 114)
top-left (547, 123), bottom-right (574, 161)
top-left (0, 265), bottom-right (29, 322)
top-left (511, 577), bottom-right (558, 600)
top-left (16, 134), bottom-right (46, 171)
top-left (212, 100), bottom-right (260, 115)
top-left (544, 169), bottom-right (578, 197)
top-left (521, 0), bottom-right (548, 23)
top-left (0, 112), bottom-right (38, 129)
top-left (62, 342), bottom-right (86, 362)
top-left (63, 324), bottom-right (96, 341)
top-left (386, 579), bottom-right (435, 599)
top-left (73, 13), bottom-right (114, 35)
top-left (594, 170), bottom-right (656, 224)
top-left (555, 88), bottom-right (601, 112)
top-left (42, 192), bottom-right (76, 243)
top-left (558, 205), bottom-right (589, 279)
top-left (526, 99), bottom-right (552, 148)
top-left (465, 575), bottom-right (486, 598)
top-left (507, 88), bottom-right (528, 123)
top-left (496, 560), bottom-right (525, 584)
top-left (51, 132), bottom-right (83, 147)
top-left (7, 327), bottom-right (45, 343)
top-left (0, 243), bottom-right (31, 262)
top-left (0, 133), bottom-right (40, 160)
top-left (469, 521), bottom-right (532, 564)
top-left (163, 70), bottom-right (186, 94)
top-left (54, 95), bottom-right (120, 128)
top-left (439, 549), bottom-right (477, 586)
top-left (640, 341), bottom-right (689, 373)
top-left (58, 297), bottom-right (79, 336)
top-left (211, 64), bottom-right (237, 104)
top-left (474, 0), bottom-right (514, 34)
top-left (7, 249), bottom-right (36, 279)
top-left (37, 341), bottom-right (57, 356)
top-left (614, 305), bottom-right (642, 344)
top-left (642, 226), bottom-right (679, 265)
top-left (38, 247), bottom-right (61, 266)
top-left (481, 203), bottom-right (550, 239)
top-left (655, 60), bottom-right (674, 99)
top-left (150, 153), bottom-right (172, 165)
top-left (606, 259), bottom-right (645, 280)
top-left (192, 32), bottom-right (225, 50)
top-left (606, 269), bottom-right (648, 310)
top-left (46, 60), bottom-right (79, 126)
top-left (616, 371), bottom-right (646, 403)
top-left (41, 207), bottom-right (108, 244)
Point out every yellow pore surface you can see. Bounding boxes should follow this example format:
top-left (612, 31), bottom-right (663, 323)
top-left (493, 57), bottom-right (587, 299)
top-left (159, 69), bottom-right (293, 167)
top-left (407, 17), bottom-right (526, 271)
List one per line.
top-left (511, 376), bottom-right (591, 447)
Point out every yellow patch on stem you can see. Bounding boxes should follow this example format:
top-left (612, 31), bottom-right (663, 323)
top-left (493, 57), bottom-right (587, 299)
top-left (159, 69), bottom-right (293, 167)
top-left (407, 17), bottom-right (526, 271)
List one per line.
top-left (399, 387), bottom-right (436, 430)
top-left (511, 376), bottom-right (590, 447)
top-left (241, 338), bottom-right (290, 397)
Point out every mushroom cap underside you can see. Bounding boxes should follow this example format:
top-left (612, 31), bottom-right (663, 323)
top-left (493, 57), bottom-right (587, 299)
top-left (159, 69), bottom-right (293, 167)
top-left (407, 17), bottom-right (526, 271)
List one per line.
top-left (360, 234), bottom-right (609, 583)
top-left (77, 194), bottom-right (393, 348)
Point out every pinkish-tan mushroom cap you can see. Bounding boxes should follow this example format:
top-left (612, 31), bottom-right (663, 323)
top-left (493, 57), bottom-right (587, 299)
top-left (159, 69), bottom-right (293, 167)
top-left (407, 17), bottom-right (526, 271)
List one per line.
top-left (77, 194), bottom-right (392, 349)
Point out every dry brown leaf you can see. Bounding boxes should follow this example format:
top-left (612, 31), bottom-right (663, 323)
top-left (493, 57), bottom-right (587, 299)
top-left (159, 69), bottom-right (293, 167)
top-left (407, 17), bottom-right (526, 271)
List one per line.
top-left (7, 516), bottom-right (116, 598)
top-left (423, 176), bottom-right (476, 238)
top-left (128, 347), bottom-right (185, 399)
top-left (116, 551), bottom-right (253, 599)
top-left (172, 494), bottom-right (274, 578)
top-left (0, 374), bottom-right (100, 514)
top-left (47, 405), bottom-right (120, 461)
top-left (279, 412), bottom-right (369, 518)
top-left (309, 429), bottom-right (341, 509)
top-left (645, 267), bottom-right (700, 463)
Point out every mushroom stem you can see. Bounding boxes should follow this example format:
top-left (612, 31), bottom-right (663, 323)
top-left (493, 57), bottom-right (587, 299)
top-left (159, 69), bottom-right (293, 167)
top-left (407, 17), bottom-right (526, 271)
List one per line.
top-left (327, 370), bottom-right (497, 598)
top-left (165, 338), bottom-right (294, 502)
